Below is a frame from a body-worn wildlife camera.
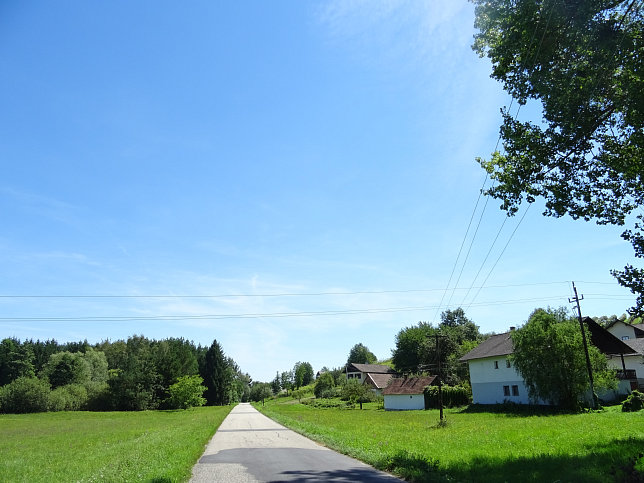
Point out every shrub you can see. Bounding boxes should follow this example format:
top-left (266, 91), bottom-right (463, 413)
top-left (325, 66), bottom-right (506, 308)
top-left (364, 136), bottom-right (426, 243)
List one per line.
top-left (425, 384), bottom-right (472, 409)
top-left (49, 384), bottom-right (88, 411)
top-left (622, 390), bottom-right (644, 412)
top-left (166, 375), bottom-right (207, 409)
top-left (0, 377), bottom-right (51, 413)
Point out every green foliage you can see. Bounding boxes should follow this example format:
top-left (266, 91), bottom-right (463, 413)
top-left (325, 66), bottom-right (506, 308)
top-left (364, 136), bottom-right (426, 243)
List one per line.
top-left (314, 371), bottom-right (336, 398)
top-left (293, 361), bottom-right (314, 388)
top-left (346, 343), bottom-right (377, 365)
top-left (471, 0), bottom-right (644, 315)
top-left (249, 382), bottom-right (273, 402)
top-left (167, 375), bottom-right (206, 409)
top-left (201, 339), bottom-right (230, 406)
top-left (511, 308), bottom-right (618, 409)
top-left (0, 377), bottom-right (50, 414)
top-left (49, 384), bottom-right (89, 412)
top-left (41, 351), bottom-right (91, 389)
top-left (622, 390), bottom-right (644, 412)
top-left (392, 309), bottom-right (483, 384)
top-left (340, 379), bottom-right (373, 409)
top-left (425, 385), bottom-right (472, 409)
top-left (0, 338), bottom-right (35, 386)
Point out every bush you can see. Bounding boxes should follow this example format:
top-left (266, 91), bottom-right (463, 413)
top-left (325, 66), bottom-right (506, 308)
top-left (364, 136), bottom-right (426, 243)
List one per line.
top-left (166, 375), bottom-right (207, 409)
top-left (0, 377), bottom-right (51, 414)
top-left (622, 390), bottom-right (644, 412)
top-left (425, 384), bottom-right (472, 409)
top-left (49, 384), bottom-right (88, 411)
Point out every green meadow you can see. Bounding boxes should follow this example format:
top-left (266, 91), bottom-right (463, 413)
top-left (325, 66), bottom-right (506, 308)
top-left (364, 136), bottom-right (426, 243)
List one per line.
top-left (256, 398), bottom-right (644, 482)
top-left (0, 406), bottom-right (231, 482)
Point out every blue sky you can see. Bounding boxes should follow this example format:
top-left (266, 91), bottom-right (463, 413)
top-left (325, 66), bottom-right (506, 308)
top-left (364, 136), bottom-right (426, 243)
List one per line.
top-left (0, 1), bottom-right (636, 382)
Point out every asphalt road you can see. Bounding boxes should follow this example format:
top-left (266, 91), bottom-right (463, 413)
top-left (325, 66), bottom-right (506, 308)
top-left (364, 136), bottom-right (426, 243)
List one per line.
top-left (189, 403), bottom-right (402, 482)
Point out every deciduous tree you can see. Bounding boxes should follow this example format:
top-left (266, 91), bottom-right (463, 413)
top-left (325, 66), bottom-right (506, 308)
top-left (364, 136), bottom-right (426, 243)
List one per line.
top-left (511, 308), bottom-right (617, 409)
top-left (471, 0), bottom-right (644, 314)
top-left (346, 343), bottom-right (377, 365)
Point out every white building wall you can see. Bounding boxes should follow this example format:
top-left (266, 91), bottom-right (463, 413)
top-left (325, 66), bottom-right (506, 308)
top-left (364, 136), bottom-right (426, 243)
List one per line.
top-left (607, 355), bottom-right (644, 389)
top-left (606, 322), bottom-right (637, 341)
top-left (384, 394), bottom-right (425, 410)
top-left (468, 356), bottom-right (532, 404)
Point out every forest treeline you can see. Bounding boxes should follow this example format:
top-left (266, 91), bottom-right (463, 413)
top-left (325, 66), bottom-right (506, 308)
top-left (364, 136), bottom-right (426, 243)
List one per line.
top-left (0, 335), bottom-right (252, 413)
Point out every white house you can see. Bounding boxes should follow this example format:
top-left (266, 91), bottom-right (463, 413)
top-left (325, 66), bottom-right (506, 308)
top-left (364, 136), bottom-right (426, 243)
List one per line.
top-left (344, 363), bottom-right (396, 382)
top-left (459, 330), bottom-right (534, 404)
top-left (383, 375), bottom-right (436, 410)
top-left (605, 320), bottom-right (644, 390)
top-left (460, 318), bottom-right (638, 405)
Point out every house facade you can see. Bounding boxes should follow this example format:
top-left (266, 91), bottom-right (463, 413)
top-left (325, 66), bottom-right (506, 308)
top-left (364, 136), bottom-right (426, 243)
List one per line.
top-left (383, 375), bottom-right (437, 410)
top-left (460, 331), bottom-right (533, 404)
top-left (344, 363), bottom-right (396, 382)
top-left (605, 321), bottom-right (644, 390)
top-left (460, 319), bottom-right (637, 405)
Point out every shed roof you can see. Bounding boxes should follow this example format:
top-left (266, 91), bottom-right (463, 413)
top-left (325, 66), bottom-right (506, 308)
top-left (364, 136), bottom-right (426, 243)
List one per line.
top-left (383, 376), bottom-right (437, 395)
top-left (364, 373), bottom-right (395, 390)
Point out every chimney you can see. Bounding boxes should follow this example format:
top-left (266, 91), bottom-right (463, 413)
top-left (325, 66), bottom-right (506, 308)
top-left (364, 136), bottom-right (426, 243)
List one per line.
top-left (510, 326), bottom-right (516, 332)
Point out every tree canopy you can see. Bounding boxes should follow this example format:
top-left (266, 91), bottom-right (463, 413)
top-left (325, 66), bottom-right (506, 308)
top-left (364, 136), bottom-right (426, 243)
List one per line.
top-left (511, 308), bottom-right (617, 409)
top-left (471, 0), bottom-right (644, 314)
top-left (346, 343), bottom-right (377, 366)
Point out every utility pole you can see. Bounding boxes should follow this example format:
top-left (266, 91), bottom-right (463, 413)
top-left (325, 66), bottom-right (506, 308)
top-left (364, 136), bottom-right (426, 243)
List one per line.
top-left (569, 282), bottom-right (598, 409)
top-left (435, 334), bottom-right (444, 421)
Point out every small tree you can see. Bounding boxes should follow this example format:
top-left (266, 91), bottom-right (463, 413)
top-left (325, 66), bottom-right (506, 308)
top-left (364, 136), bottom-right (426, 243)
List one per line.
top-left (167, 375), bottom-right (207, 409)
top-left (341, 379), bottom-right (373, 409)
top-left (512, 308), bottom-right (617, 409)
top-left (314, 372), bottom-right (335, 398)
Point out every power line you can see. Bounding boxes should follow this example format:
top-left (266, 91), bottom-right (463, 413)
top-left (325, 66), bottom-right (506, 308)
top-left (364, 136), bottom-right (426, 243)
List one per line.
top-left (0, 280), bottom-right (580, 299)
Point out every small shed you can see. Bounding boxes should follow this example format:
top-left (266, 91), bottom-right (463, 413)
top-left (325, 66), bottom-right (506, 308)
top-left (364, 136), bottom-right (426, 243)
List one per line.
top-left (383, 376), bottom-right (437, 410)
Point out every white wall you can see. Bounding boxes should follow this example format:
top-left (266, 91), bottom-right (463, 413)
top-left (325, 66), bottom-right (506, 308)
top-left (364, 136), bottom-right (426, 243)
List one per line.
top-left (384, 394), bottom-right (425, 410)
top-left (468, 357), bottom-right (532, 404)
top-left (606, 322), bottom-right (637, 341)
top-left (607, 354), bottom-right (644, 389)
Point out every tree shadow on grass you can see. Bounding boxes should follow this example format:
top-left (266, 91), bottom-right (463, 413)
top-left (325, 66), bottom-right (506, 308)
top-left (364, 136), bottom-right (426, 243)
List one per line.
top-left (456, 403), bottom-right (576, 417)
top-left (377, 437), bottom-right (644, 483)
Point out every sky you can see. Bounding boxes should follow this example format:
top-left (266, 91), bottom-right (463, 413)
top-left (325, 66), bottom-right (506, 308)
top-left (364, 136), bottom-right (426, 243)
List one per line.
top-left (0, 1), bottom-right (637, 382)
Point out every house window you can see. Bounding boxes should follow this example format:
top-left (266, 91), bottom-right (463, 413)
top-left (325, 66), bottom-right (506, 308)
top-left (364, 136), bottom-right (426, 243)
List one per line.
top-left (494, 361), bottom-right (499, 369)
top-left (506, 359), bottom-right (511, 368)
top-left (512, 385), bottom-right (519, 396)
top-left (503, 385), bottom-right (510, 397)
top-left (622, 336), bottom-right (630, 340)
top-left (357, 374), bottom-right (361, 379)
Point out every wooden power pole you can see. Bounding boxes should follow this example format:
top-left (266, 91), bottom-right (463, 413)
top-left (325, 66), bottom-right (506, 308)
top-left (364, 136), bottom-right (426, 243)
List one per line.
top-left (569, 282), bottom-right (598, 409)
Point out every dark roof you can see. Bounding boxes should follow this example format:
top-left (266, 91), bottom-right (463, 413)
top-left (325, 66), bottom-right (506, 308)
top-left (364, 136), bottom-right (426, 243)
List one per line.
top-left (345, 363), bottom-right (396, 374)
top-left (459, 332), bottom-right (514, 361)
top-left (584, 317), bottom-right (637, 355)
top-left (364, 373), bottom-right (395, 389)
top-left (383, 376), bottom-right (437, 395)
top-left (460, 320), bottom-right (636, 362)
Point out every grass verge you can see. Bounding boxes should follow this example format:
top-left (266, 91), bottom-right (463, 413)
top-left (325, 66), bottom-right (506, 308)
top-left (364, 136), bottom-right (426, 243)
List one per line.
top-left (0, 405), bottom-right (232, 482)
top-left (256, 398), bottom-right (644, 482)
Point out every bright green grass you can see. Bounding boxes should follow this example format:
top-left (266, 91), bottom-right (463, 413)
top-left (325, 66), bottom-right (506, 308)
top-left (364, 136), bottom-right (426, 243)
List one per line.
top-left (0, 406), bottom-right (232, 482)
top-left (257, 399), bottom-right (644, 482)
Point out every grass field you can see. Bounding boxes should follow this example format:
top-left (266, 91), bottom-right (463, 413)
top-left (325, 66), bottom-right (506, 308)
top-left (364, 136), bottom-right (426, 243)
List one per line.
top-left (257, 397), bottom-right (644, 482)
top-left (0, 406), bottom-right (232, 482)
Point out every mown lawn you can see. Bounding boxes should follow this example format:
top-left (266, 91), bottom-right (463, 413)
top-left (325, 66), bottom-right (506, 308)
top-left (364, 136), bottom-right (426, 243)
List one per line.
top-left (256, 398), bottom-right (644, 482)
top-left (0, 405), bottom-right (232, 482)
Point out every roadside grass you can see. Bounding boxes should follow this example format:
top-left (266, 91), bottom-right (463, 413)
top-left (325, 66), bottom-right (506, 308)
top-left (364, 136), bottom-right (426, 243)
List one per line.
top-left (0, 405), bottom-right (232, 482)
top-left (256, 398), bottom-right (644, 482)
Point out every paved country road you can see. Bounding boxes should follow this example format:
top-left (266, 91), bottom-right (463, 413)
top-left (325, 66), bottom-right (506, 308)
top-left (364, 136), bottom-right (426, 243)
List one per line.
top-left (190, 403), bottom-right (403, 482)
